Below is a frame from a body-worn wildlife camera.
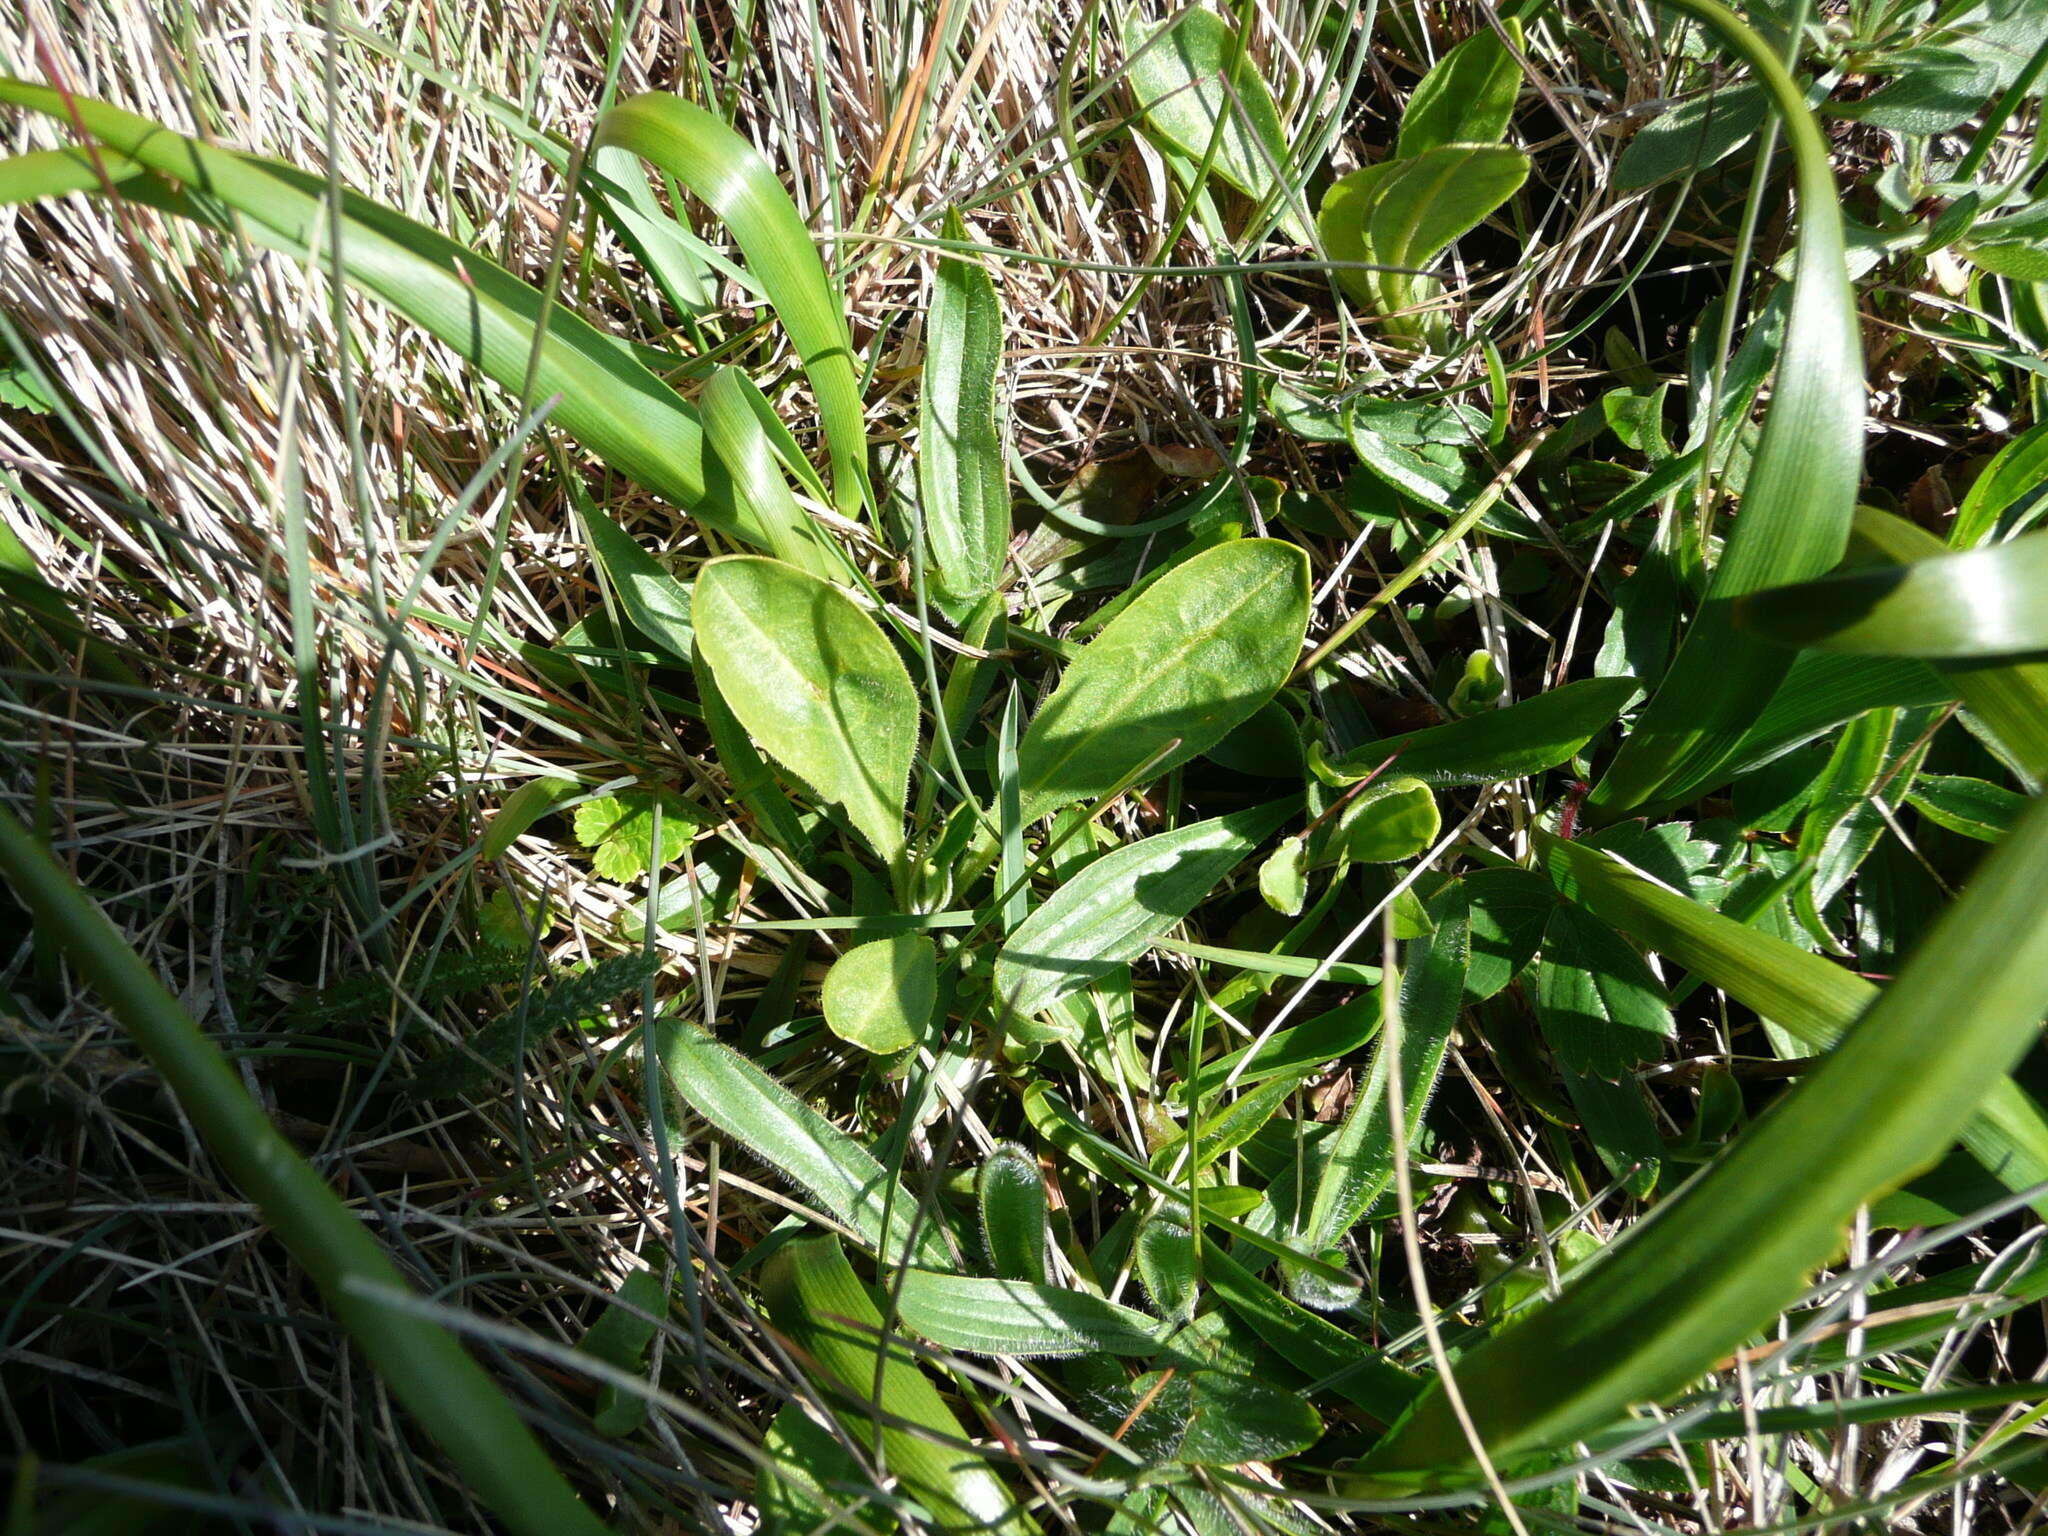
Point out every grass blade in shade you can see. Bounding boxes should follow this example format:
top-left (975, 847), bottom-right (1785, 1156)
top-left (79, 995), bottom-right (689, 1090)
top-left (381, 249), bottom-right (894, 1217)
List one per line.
top-left (1585, 0), bottom-right (1864, 821)
top-left (1539, 831), bottom-right (2048, 1217)
top-left (760, 1236), bottom-right (1039, 1536)
top-left (1737, 525), bottom-right (2048, 657)
top-left (652, 1019), bottom-right (953, 1268)
top-left (592, 92), bottom-right (869, 515)
top-left (895, 1271), bottom-right (1169, 1357)
top-left (0, 82), bottom-right (748, 538)
top-left (1950, 420), bottom-right (2048, 548)
top-left (1358, 804), bottom-right (2048, 1487)
top-left (701, 366), bottom-right (853, 580)
top-left (919, 209), bottom-right (1010, 617)
top-left (0, 808), bottom-right (611, 1536)
top-left (577, 498), bottom-right (697, 661)
top-left (0, 144), bottom-right (144, 199)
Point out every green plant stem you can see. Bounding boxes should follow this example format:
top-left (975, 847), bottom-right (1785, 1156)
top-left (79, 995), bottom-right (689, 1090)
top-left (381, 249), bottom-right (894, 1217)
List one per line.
top-left (0, 806), bottom-right (611, 1536)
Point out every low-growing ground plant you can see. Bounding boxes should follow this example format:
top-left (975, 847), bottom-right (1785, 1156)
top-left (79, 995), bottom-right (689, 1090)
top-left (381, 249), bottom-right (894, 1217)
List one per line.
top-left (3, 0), bottom-right (2048, 1532)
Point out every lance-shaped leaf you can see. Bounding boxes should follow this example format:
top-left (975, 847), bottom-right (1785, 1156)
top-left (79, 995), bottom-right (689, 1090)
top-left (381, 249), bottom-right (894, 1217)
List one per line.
top-left (701, 367), bottom-right (850, 581)
top-left (895, 1270), bottom-right (1170, 1357)
top-left (1534, 904), bottom-right (1676, 1079)
top-left (1586, 0), bottom-right (1864, 821)
top-left (0, 83), bottom-right (739, 537)
top-left (920, 210), bottom-right (1010, 614)
top-left (652, 1020), bottom-right (952, 1268)
top-left (993, 800), bottom-right (1296, 1018)
top-left (1016, 539), bottom-right (1309, 820)
top-left (693, 557), bottom-right (917, 863)
top-left (593, 93), bottom-right (869, 515)
top-left (1538, 831), bottom-right (2048, 1218)
top-left (1314, 677), bottom-right (1634, 788)
top-left (1365, 790), bottom-right (2048, 1483)
top-left (760, 1237), bottom-right (1038, 1536)
top-left (1397, 20), bottom-right (1525, 158)
top-left (1737, 524), bottom-right (2048, 658)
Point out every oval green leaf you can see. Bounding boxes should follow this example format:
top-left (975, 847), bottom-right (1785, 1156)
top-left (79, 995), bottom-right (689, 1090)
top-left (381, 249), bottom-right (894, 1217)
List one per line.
top-left (821, 934), bottom-right (937, 1055)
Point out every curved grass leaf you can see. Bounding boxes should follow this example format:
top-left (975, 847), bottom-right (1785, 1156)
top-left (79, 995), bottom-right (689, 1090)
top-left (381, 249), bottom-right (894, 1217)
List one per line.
top-left (1314, 677), bottom-right (1633, 788)
top-left (993, 800), bottom-right (1297, 1018)
top-left (592, 93), bottom-right (868, 515)
top-left (1586, 0), bottom-right (1864, 821)
top-left (0, 83), bottom-right (743, 538)
top-left (701, 367), bottom-right (849, 580)
top-left (1397, 20), bottom-right (1524, 158)
top-left (821, 935), bottom-right (937, 1054)
top-left (977, 1143), bottom-right (1049, 1283)
top-left (1365, 792), bottom-right (2048, 1482)
top-left (0, 809), bottom-right (611, 1536)
top-left (760, 1236), bottom-right (1037, 1536)
top-left (895, 1270), bottom-right (1168, 1357)
top-left (1539, 831), bottom-right (2048, 1216)
top-left (693, 556), bottom-right (917, 863)
top-left (920, 210), bottom-right (1010, 615)
top-left (1951, 420), bottom-right (2048, 548)
top-left (1737, 524), bottom-right (2048, 658)
top-left (1016, 539), bottom-right (1309, 820)
top-left (652, 1020), bottom-right (952, 1268)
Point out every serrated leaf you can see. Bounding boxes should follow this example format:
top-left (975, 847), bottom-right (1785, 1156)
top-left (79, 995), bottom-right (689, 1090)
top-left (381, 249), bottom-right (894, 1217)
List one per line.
top-left (977, 1143), bottom-right (1048, 1283)
top-left (821, 934), bottom-right (936, 1054)
top-left (1314, 677), bottom-right (1633, 788)
top-left (651, 1020), bottom-right (952, 1268)
top-left (574, 790), bottom-right (708, 882)
top-left (693, 556), bottom-right (917, 862)
top-left (920, 210), bottom-right (1010, 615)
top-left (1535, 904), bottom-right (1675, 1078)
top-left (1174, 1371), bottom-right (1323, 1465)
top-left (896, 1270), bottom-right (1168, 1357)
top-left (993, 800), bottom-right (1297, 1017)
top-left (1463, 866), bottom-right (1557, 1000)
top-left (1017, 539), bottom-right (1309, 821)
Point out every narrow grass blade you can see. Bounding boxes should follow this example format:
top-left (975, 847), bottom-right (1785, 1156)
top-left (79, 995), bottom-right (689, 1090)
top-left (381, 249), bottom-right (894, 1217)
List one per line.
top-left (760, 1237), bottom-right (1038, 1535)
top-left (593, 93), bottom-right (869, 514)
top-left (578, 499), bottom-right (696, 661)
top-left (0, 144), bottom-right (144, 199)
top-left (0, 809), bottom-right (610, 1536)
top-left (0, 82), bottom-right (744, 537)
top-left (1951, 420), bottom-right (2048, 548)
top-left (701, 367), bottom-right (852, 580)
top-left (1361, 804), bottom-right (2048, 1484)
top-left (1586, 0), bottom-right (1864, 820)
top-left (651, 1020), bottom-right (952, 1268)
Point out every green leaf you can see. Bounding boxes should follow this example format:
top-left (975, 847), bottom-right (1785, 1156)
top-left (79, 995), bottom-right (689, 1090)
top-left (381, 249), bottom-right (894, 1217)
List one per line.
top-left (920, 210), bottom-right (1010, 615)
top-left (758, 1403), bottom-right (889, 1536)
top-left (1397, 20), bottom-right (1525, 158)
top-left (1737, 524), bottom-right (2048, 658)
top-left (977, 1143), bottom-right (1049, 1283)
top-left (1017, 539), bottom-right (1309, 820)
top-left (574, 789), bottom-right (707, 882)
top-left (577, 502), bottom-right (697, 661)
top-left (1908, 774), bottom-right (2024, 842)
top-left (1123, 8), bottom-right (1307, 240)
top-left (1951, 420), bottom-right (2048, 547)
top-left (700, 367), bottom-right (849, 580)
top-left (592, 94), bottom-right (869, 515)
top-left (896, 1270), bottom-right (1168, 1357)
top-left (759, 1236), bottom-right (1037, 1535)
top-left (821, 934), bottom-right (937, 1054)
top-left (484, 778), bottom-right (579, 862)
top-left (1314, 677), bottom-right (1633, 788)
top-left (1329, 776), bottom-right (1440, 863)
top-left (1136, 1218), bottom-right (1198, 1324)
top-left (1363, 792), bottom-right (2048, 1483)
top-left (1463, 866), bottom-right (1557, 1001)
top-left (693, 556), bottom-right (918, 863)
top-left (1173, 1372), bottom-right (1323, 1465)
top-left (651, 1020), bottom-right (952, 1268)
top-left (1318, 144), bottom-right (1530, 315)
top-left (1258, 839), bottom-right (1309, 916)
top-left (993, 800), bottom-right (1297, 1018)
top-left (0, 84), bottom-right (744, 543)
top-left (1300, 888), bottom-right (1470, 1261)
top-left (1614, 81), bottom-right (1767, 188)
top-left (1962, 238), bottom-right (2048, 283)
top-left (1535, 904), bottom-right (1676, 1079)
top-left (580, 1267), bottom-right (666, 1437)
top-left (1586, 0), bottom-right (1864, 820)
